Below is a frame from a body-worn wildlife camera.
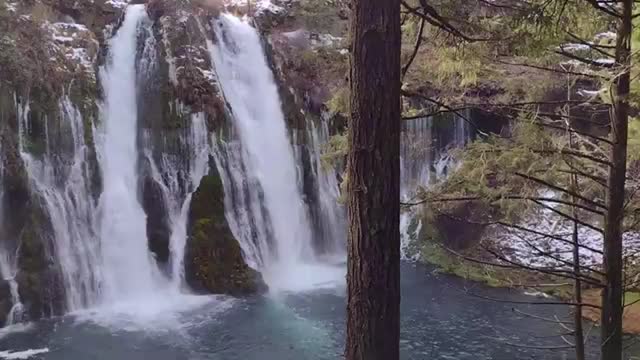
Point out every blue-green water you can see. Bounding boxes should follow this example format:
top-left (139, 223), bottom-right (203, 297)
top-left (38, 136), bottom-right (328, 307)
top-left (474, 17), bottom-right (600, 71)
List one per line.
top-left (0, 263), bottom-right (628, 359)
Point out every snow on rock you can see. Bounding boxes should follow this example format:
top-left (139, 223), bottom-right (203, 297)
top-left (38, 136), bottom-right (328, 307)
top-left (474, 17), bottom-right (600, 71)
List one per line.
top-left (559, 43), bottom-right (591, 52)
top-left (46, 21), bottom-right (98, 76)
top-left (105, 0), bottom-right (128, 9)
top-left (577, 89), bottom-right (601, 98)
top-left (595, 31), bottom-right (617, 42)
top-left (491, 209), bottom-right (640, 269)
top-left (595, 58), bottom-right (615, 65)
top-left (310, 33), bottom-right (343, 48)
top-left (2, 1), bottom-right (18, 13)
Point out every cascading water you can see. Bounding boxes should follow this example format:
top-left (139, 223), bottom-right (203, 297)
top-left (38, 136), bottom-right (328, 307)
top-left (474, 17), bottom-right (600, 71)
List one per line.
top-left (210, 14), bottom-right (344, 291)
top-left (17, 95), bottom-right (101, 310)
top-left (305, 119), bottom-right (346, 257)
top-left (96, 4), bottom-right (165, 302)
top-left (0, 165), bottom-right (24, 326)
top-left (399, 112), bottom-right (472, 258)
top-left (0, 250), bottom-right (23, 327)
top-left (142, 113), bottom-right (211, 288)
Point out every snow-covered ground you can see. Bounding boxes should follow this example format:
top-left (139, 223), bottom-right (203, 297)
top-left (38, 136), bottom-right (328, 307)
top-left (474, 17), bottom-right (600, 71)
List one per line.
top-left (491, 199), bottom-right (640, 270)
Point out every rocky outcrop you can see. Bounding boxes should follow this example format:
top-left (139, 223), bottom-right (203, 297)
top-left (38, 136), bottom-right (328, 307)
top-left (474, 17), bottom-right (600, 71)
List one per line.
top-left (421, 201), bottom-right (492, 251)
top-left (137, 0), bottom-right (228, 268)
top-left (185, 158), bottom-right (265, 295)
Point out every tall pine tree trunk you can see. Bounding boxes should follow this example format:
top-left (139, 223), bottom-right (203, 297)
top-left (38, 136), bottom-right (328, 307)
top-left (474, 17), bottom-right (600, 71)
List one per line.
top-left (601, 0), bottom-right (631, 358)
top-left (345, 0), bottom-right (401, 358)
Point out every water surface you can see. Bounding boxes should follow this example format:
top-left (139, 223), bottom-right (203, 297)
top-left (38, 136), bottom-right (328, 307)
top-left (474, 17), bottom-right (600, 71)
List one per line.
top-left (0, 263), bottom-right (610, 360)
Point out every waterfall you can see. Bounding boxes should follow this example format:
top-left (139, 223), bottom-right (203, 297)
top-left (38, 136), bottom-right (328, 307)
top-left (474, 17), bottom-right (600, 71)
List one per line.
top-left (0, 250), bottom-right (23, 327)
top-left (142, 113), bottom-right (211, 287)
top-left (305, 119), bottom-right (346, 257)
top-left (400, 112), bottom-right (472, 258)
top-left (0, 164), bottom-right (24, 326)
top-left (210, 14), bottom-right (344, 291)
top-left (17, 94), bottom-right (101, 310)
top-left (96, 4), bottom-right (164, 302)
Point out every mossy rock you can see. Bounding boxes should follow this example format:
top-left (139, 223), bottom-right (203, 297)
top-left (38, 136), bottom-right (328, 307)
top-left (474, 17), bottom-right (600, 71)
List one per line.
top-left (185, 160), bottom-right (266, 295)
top-left (421, 201), bottom-right (490, 250)
top-left (14, 198), bottom-right (65, 320)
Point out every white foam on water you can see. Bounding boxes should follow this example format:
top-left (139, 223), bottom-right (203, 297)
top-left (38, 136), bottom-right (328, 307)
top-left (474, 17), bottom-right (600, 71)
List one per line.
top-left (0, 348), bottom-right (49, 360)
top-left (72, 294), bottom-right (234, 332)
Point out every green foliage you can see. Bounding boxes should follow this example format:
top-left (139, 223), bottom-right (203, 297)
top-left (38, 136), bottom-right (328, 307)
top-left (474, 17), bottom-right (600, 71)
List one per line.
top-left (326, 86), bottom-right (349, 115)
top-left (504, 1), bottom-right (608, 56)
top-left (424, 113), bottom-right (607, 225)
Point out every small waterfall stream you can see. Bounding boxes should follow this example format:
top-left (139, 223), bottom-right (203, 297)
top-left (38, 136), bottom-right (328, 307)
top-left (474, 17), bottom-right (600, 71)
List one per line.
top-left (0, 168), bottom-right (23, 326)
top-left (0, 141), bottom-right (23, 327)
top-left (142, 113), bottom-right (211, 288)
top-left (400, 112), bottom-right (473, 258)
top-left (305, 119), bottom-right (346, 257)
top-left (0, 251), bottom-right (23, 327)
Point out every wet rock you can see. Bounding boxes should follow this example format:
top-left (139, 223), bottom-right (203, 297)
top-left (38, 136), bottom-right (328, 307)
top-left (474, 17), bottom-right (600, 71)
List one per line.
top-left (142, 176), bottom-right (171, 264)
top-left (0, 280), bottom-right (11, 325)
top-left (185, 158), bottom-right (266, 296)
top-left (15, 200), bottom-right (65, 320)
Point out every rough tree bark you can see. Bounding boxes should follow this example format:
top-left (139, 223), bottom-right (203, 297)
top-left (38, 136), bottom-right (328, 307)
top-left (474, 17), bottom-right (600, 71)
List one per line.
top-left (345, 0), bottom-right (401, 358)
top-left (601, 0), bottom-right (631, 358)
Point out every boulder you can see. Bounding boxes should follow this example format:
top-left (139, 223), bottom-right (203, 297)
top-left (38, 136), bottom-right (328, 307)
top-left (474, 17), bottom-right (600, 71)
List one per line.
top-left (423, 201), bottom-right (491, 250)
top-left (185, 158), bottom-right (265, 295)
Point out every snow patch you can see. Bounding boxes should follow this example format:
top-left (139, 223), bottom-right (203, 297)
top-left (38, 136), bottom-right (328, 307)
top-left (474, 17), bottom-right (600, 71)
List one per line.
top-left (310, 33), bottom-right (343, 48)
top-left (0, 349), bottom-right (49, 360)
top-left (3, 2), bottom-right (17, 13)
top-left (493, 211), bottom-right (640, 269)
top-left (559, 43), bottom-right (591, 52)
top-left (595, 58), bottom-right (615, 65)
top-left (105, 0), bottom-right (128, 9)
